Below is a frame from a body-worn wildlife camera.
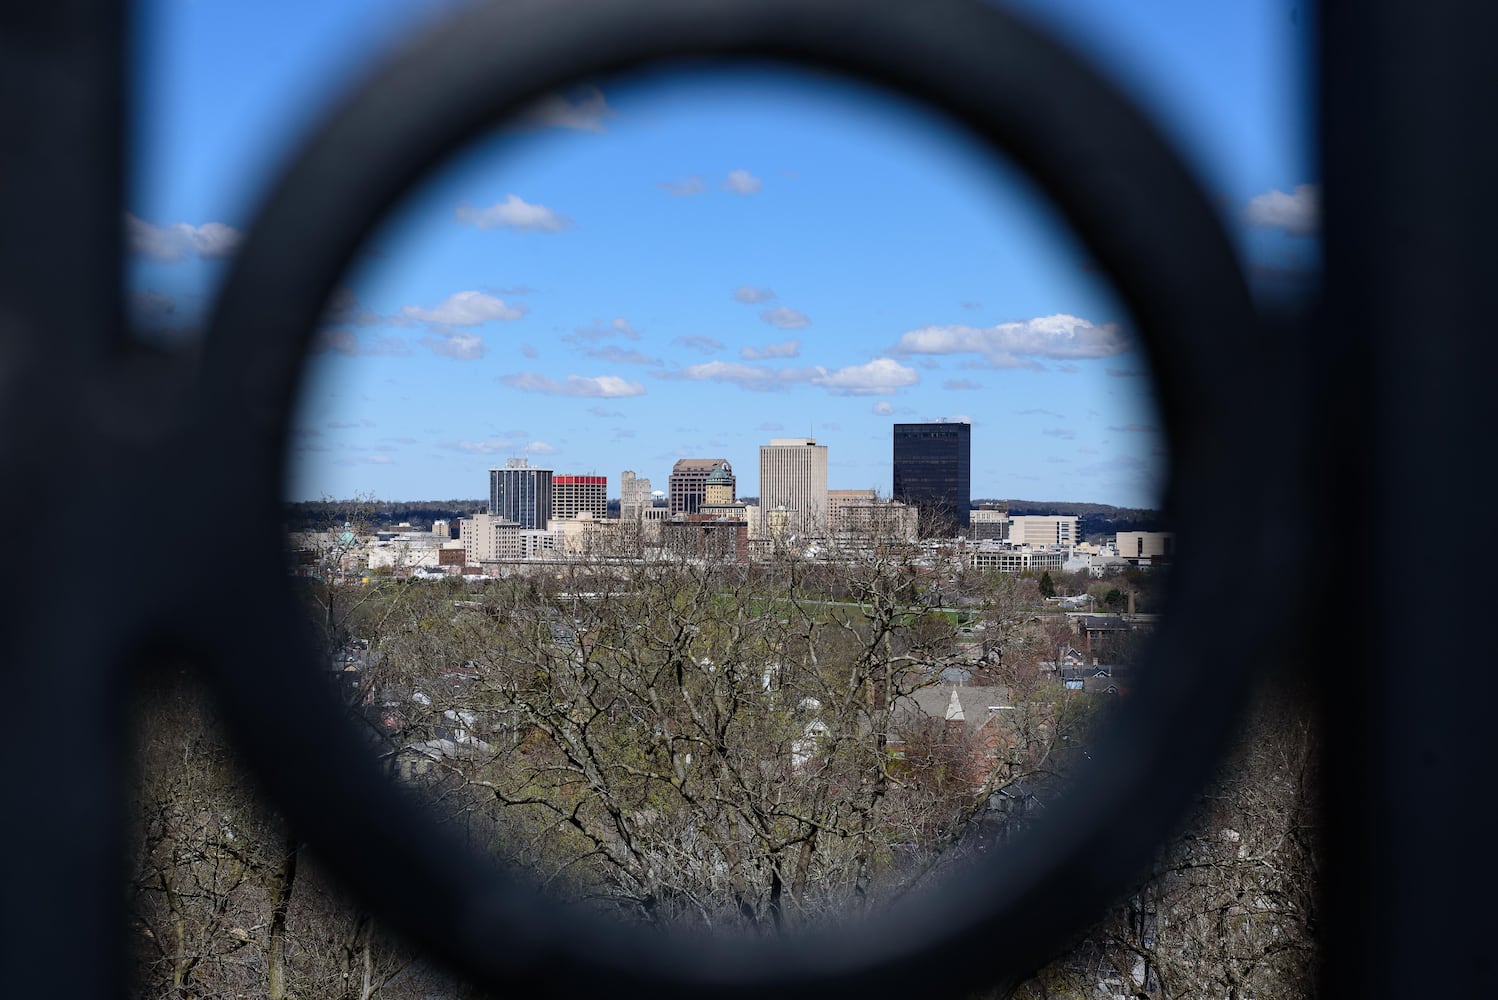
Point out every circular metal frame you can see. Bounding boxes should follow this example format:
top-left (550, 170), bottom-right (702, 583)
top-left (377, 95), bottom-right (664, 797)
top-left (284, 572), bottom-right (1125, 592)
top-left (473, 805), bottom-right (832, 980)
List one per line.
top-left (191, 1), bottom-right (1278, 995)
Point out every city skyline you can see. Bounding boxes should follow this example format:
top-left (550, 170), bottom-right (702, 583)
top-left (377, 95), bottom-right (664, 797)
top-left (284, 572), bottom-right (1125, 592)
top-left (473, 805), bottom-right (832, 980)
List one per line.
top-left (126, 0), bottom-right (1315, 509)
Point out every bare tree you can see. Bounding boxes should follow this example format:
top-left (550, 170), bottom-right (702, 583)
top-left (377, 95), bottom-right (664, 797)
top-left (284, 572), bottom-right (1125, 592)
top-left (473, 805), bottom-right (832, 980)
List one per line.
top-left (356, 536), bottom-right (1104, 937)
top-left (129, 671), bottom-right (413, 999)
top-left (1008, 676), bottom-right (1320, 1000)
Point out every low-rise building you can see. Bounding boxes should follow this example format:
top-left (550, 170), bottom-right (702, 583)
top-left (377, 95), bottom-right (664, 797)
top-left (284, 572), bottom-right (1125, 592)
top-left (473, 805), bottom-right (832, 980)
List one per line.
top-left (829, 489), bottom-right (919, 544)
top-left (459, 514), bottom-right (522, 563)
top-left (1008, 515), bottom-right (1078, 547)
top-left (548, 512), bottom-right (632, 555)
top-left (969, 507), bottom-right (1009, 541)
top-left (968, 545), bottom-right (1066, 575)
top-left (661, 514), bottom-right (749, 563)
top-left (1115, 530), bottom-right (1175, 565)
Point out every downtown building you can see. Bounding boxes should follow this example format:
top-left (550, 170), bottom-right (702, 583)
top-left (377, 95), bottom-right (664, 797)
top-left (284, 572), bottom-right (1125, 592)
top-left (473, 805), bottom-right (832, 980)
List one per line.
top-left (969, 506), bottom-right (1009, 541)
top-left (759, 437), bottom-right (828, 538)
top-left (828, 489), bottom-right (919, 544)
top-left (1008, 514), bottom-right (1078, 547)
top-left (892, 422), bottom-right (971, 536)
top-left (489, 458), bottom-right (552, 529)
top-left (552, 474), bottom-right (607, 520)
top-left (669, 458), bottom-right (734, 515)
top-left (460, 513), bottom-right (522, 563)
top-left (619, 470), bottom-right (652, 520)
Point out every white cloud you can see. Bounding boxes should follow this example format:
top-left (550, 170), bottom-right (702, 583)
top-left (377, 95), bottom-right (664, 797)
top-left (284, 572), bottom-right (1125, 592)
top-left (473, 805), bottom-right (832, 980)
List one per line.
top-left (501, 372), bottom-right (646, 397)
top-left (943, 378), bottom-right (982, 390)
top-left (587, 345), bottom-right (660, 365)
top-left (524, 441), bottom-right (558, 456)
top-left (587, 406), bottom-right (623, 418)
top-left (740, 339), bottom-right (800, 360)
top-left (1244, 183), bottom-right (1320, 237)
top-left (872, 401), bottom-right (895, 416)
top-left (673, 335), bottom-right (724, 354)
top-left (724, 169), bottom-right (763, 194)
top-left (733, 285), bottom-right (776, 304)
top-left (521, 344), bottom-right (540, 358)
top-left (447, 439), bottom-right (524, 455)
top-left (126, 213), bottom-right (242, 262)
top-left (662, 357), bottom-right (917, 396)
top-left (662, 361), bottom-right (783, 392)
top-left (365, 335), bottom-right (411, 356)
top-left (891, 314), bottom-right (1129, 367)
top-left (760, 306), bottom-right (810, 329)
top-left (519, 85), bottom-right (613, 132)
top-left (659, 175), bottom-right (706, 196)
top-left (397, 290), bottom-right (526, 326)
top-left (811, 358), bottom-right (919, 396)
top-left (455, 194), bottom-right (571, 232)
top-left (571, 317), bottom-right (640, 342)
top-left (419, 332), bottom-right (486, 360)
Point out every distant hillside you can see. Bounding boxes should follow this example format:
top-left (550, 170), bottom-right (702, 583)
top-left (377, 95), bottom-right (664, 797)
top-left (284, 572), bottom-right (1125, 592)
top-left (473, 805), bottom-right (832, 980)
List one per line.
top-left (977, 498), bottom-right (1168, 542)
top-left (284, 498), bottom-right (485, 533)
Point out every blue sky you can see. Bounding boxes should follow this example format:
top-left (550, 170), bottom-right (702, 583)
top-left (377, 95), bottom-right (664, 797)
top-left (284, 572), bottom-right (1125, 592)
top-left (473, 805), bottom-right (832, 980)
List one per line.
top-left (128, 0), bottom-right (1317, 508)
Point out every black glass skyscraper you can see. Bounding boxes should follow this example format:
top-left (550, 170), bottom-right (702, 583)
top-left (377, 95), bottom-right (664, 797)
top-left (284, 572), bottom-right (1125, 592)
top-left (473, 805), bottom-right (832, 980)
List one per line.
top-left (892, 422), bottom-right (971, 534)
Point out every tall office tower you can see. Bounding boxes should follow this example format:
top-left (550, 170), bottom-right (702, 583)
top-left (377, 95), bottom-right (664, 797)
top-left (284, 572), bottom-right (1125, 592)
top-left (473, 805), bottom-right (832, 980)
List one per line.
top-left (489, 458), bottom-right (553, 529)
top-left (620, 470), bottom-right (652, 520)
top-left (552, 475), bottom-right (607, 520)
top-left (669, 458), bottom-right (734, 515)
top-left (892, 422), bottom-right (971, 535)
top-left (758, 437), bottom-right (829, 537)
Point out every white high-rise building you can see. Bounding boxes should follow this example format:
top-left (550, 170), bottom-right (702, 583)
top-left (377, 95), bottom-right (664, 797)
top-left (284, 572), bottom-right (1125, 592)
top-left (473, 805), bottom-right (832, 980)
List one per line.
top-left (758, 438), bottom-right (828, 538)
top-left (552, 475), bottom-right (607, 520)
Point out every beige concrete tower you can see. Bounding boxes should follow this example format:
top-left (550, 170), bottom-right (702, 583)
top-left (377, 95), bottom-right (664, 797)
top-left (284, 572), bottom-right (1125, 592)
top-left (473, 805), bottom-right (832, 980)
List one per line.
top-left (758, 438), bottom-right (828, 537)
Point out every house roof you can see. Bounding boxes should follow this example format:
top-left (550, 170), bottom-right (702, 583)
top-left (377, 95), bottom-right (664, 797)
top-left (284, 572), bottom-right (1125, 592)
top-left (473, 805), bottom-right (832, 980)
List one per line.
top-left (894, 684), bottom-right (1015, 739)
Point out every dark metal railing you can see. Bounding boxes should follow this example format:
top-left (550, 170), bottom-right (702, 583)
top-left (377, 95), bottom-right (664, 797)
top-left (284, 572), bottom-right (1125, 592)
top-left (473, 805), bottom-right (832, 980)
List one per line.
top-left (2, 0), bottom-right (1493, 996)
